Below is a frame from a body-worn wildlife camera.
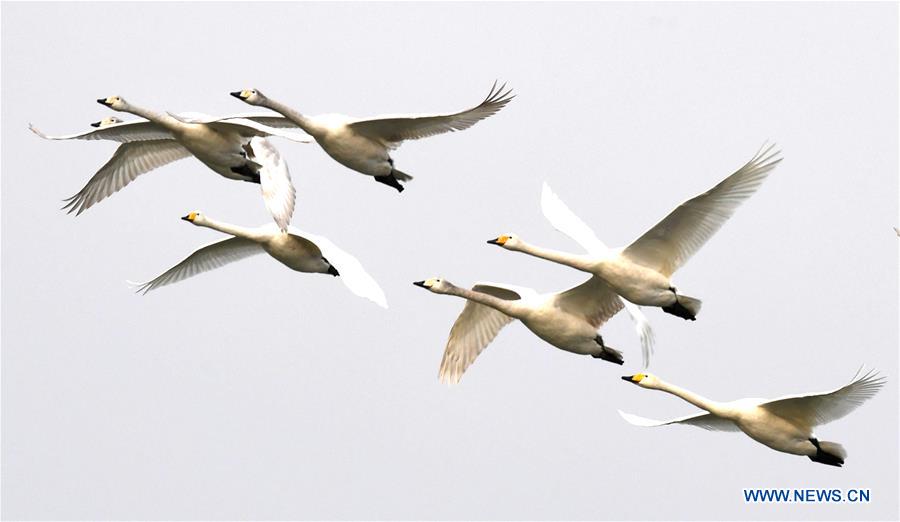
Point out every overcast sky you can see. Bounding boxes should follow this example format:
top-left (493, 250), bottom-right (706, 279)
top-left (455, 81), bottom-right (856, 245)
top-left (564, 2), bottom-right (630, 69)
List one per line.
top-left (2, 2), bottom-right (898, 520)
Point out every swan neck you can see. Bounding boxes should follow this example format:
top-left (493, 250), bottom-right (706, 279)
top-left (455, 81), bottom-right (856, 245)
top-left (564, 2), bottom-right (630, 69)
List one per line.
top-left (444, 284), bottom-right (520, 318)
top-left (656, 380), bottom-right (724, 416)
top-left (122, 103), bottom-right (181, 131)
top-left (513, 241), bottom-right (593, 272)
top-left (197, 218), bottom-right (262, 241)
top-left (261, 97), bottom-right (322, 137)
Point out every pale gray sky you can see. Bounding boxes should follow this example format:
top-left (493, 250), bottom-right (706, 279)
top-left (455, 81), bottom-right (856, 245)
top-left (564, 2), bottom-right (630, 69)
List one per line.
top-left (2, 2), bottom-right (897, 520)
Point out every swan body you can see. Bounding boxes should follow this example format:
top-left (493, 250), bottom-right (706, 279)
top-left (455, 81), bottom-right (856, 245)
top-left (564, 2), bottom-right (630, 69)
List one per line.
top-left (413, 276), bottom-right (653, 384)
top-left (619, 369), bottom-right (885, 466)
top-left (228, 82), bottom-right (514, 192)
top-left (131, 212), bottom-right (388, 308)
top-left (490, 145), bottom-right (783, 320)
top-left (32, 96), bottom-right (312, 229)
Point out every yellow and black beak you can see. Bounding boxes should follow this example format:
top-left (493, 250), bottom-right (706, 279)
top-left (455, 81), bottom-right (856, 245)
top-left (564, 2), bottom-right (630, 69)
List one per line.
top-left (621, 374), bottom-right (643, 384)
top-left (230, 91), bottom-right (244, 99)
top-left (97, 98), bottom-right (111, 106)
top-left (413, 280), bottom-right (427, 288)
top-left (181, 212), bottom-right (196, 222)
top-left (487, 235), bottom-right (508, 246)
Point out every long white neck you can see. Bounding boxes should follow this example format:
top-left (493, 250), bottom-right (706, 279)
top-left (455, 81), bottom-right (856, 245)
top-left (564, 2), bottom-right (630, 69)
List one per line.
top-left (195, 217), bottom-right (267, 242)
top-left (259, 97), bottom-right (325, 138)
top-left (120, 102), bottom-right (183, 132)
top-left (442, 283), bottom-right (524, 320)
top-left (510, 240), bottom-right (595, 273)
top-left (655, 380), bottom-right (728, 418)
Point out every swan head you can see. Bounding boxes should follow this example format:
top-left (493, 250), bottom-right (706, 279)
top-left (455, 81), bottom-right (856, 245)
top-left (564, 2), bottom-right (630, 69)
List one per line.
top-left (90, 116), bottom-right (124, 128)
top-left (180, 211), bottom-right (204, 225)
top-left (97, 96), bottom-right (127, 111)
top-left (413, 278), bottom-right (450, 293)
top-left (230, 88), bottom-right (265, 106)
top-left (621, 373), bottom-right (660, 389)
top-left (486, 233), bottom-right (521, 250)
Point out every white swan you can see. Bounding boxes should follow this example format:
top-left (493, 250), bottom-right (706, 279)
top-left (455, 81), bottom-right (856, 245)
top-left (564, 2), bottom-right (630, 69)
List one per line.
top-left (31, 96), bottom-right (313, 230)
top-left (131, 212), bottom-right (388, 308)
top-left (413, 276), bottom-right (653, 384)
top-left (619, 369), bottom-right (885, 466)
top-left (488, 144), bottom-right (782, 321)
top-left (225, 82), bottom-right (515, 192)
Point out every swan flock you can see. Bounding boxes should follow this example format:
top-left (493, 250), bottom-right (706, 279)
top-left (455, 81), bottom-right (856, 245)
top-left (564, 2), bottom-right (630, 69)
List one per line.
top-left (33, 82), bottom-right (886, 468)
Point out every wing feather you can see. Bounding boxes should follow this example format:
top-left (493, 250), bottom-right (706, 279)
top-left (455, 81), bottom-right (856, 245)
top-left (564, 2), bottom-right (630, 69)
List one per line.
top-left (438, 283), bottom-right (527, 384)
top-left (130, 237), bottom-right (264, 294)
top-left (288, 227), bottom-right (388, 308)
top-left (760, 368), bottom-right (886, 427)
top-left (348, 81), bottom-right (514, 146)
top-left (30, 120), bottom-right (172, 143)
top-left (248, 137), bottom-right (295, 231)
top-left (618, 409), bottom-right (740, 431)
top-left (62, 140), bottom-right (192, 215)
top-left (623, 144), bottom-right (782, 276)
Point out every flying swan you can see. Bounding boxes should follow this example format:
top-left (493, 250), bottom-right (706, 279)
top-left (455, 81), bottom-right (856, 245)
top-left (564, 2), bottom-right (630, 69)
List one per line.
top-left (412, 276), bottom-right (653, 384)
top-left (224, 82), bottom-right (515, 192)
top-left (619, 369), bottom-right (885, 466)
top-left (30, 96), bottom-right (314, 230)
top-left (488, 144), bottom-right (782, 321)
top-left (131, 211), bottom-right (388, 308)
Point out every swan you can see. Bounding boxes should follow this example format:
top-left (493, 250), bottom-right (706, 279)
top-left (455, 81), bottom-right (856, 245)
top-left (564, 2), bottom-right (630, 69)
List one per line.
top-left (131, 211), bottom-right (388, 308)
top-left (488, 144), bottom-right (782, 321)
top-left (619, 369), bottom-right (885, 466)
top-left (225, 82), bottom-right (515, 192)
top-left (412, 276), bottom-right (654, 384)
top-left (31, 97), bottom-right (314, 230)
top-left (91, 116), bottom-right (124, 128)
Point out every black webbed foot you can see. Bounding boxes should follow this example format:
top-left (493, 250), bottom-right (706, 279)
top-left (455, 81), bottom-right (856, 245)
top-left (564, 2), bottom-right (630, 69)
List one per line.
top-left (374, 174), bottom-right (404, 192)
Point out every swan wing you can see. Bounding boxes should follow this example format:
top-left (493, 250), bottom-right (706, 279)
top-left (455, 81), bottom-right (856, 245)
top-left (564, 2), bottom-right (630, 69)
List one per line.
top-left (130, 237), bottom-right (265, 294)
top-left (618, 409), bottom-right (740, 431)
top-left (760, 368), bottom-right (886, 428)
top-left (29, 120), bottom-right (172, 143)
top-left (347, 81), bottom-right (514, 146)
top-left (555, 276), bottom-right (623, 330)
top-left (165, 112), bottom-right (312, 143)
top-left (288, 227), bottom-right (388, 308)
top-left (622, 144), bottom-right (782, 277)
top-left (439, 282), bottom-right (530, 385)
top-left (248, 138), bottom-right (295, 232)
top-left (174, 112), bottom-right (300, 129)
top-left (63, 140), bottom-right (192, 215)
top-left (540, 181), bottom-right (610, 254)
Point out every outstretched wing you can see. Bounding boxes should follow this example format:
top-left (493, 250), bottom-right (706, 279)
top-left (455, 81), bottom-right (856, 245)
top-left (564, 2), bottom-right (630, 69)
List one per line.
top-left (541, 182), bottom-right (655, 366)
top-left (760, 368), bottom-right (886, 428)
top-left (289, 227), bottom-right (388, 308)
top-left (29, 120), bottom-right (172, 143)
top-left (618, 410), bottom-right (740, 431)
top-left (63, 140), bottom-right (192, 215)
top-left (348, 81), bottom-right (514, 147)
top-left (130, 237), bottom-right (264, 294)
top-left (439, 282), bottom-right (533, 385)
top-left (165, 112), bottom-right (312, 143)
top-left (554, 276), bottom-right (623, 330)
top-left (248, 137), bottom-right (295, 232)
top-left (540, 181), bottom-right (611, 255)
top-left (623, 144), bottom-right (782, 277)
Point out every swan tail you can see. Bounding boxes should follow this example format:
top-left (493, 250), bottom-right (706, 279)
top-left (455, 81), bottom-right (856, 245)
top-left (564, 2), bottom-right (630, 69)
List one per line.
top-left (809, 440), bottom-right (846, 467)
top-left (391, 168), bottom-right (413, 182)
